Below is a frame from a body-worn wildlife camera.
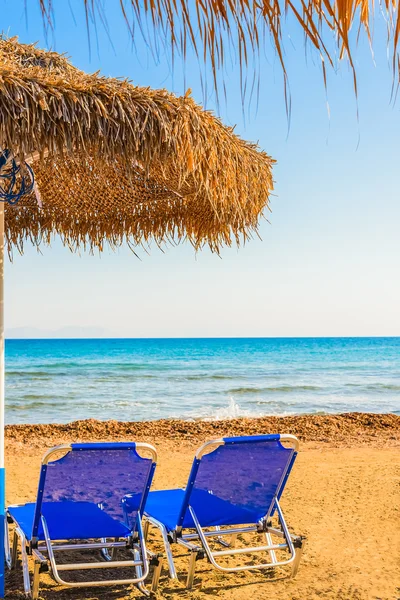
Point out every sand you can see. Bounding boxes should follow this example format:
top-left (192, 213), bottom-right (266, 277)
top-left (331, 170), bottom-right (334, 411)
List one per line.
top-left (4, 413), bottom-right (400, 600)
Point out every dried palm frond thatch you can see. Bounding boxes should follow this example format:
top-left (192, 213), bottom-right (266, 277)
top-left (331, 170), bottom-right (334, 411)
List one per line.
top-left (0, 37), bottom-right (274, 255)
top-left (38, 0), bottom-right (400, 98)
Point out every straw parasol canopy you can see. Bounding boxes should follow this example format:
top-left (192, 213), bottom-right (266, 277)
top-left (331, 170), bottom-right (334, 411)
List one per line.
top-left (0, 37), bottom-right (274, 256)
top-left (38, 0), bottom-right (400, 97)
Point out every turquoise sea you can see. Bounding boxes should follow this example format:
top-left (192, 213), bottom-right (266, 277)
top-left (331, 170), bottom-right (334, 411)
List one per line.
top-left (5, 337), bottom-right (400, 425)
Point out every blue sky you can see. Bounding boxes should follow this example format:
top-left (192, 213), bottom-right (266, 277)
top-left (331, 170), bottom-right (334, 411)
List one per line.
top-left (3, 0), bottom-right (400, 337)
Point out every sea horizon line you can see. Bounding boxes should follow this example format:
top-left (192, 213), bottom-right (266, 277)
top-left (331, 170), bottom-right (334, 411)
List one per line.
top-left (5, 335), bottom-right (400, 341)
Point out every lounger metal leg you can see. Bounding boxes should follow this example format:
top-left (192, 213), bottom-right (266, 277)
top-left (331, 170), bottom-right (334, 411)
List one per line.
top-left (4, 519), bottom-right (11, 569)
top-left (145, 516), bottom-right (177, 579)
top-left (215, 526), bottom-right (238, 548)
top-left (229, 533), bottom-right (238, 548)
top-left (291, 538), bottom-right (306, 578)
top-left (17, 529), bottom-right (31, 596)
top-left (160, 528), bottom-right (176, 579)
top-left (186, 549), bottom-right (198, 590)
top-left (143, 520), bottom-right (150, 542)
top-left (101, 537), bottom-right (119, 561)
top-left (265, 532), bottom-right (277, 564)
top-left (136, 514), bottom-right (155, 596)
top-left (188, 504), bottom-right (297, 575)
top-left (5, 522), bottom-right (18, 571)
top-left (194, 527), bottom-right (238, 549)
top-left (133, 547), bottom-right (150, 597)
top-left (215, 525), bottom-right (230, 548)
top-left (11, 530), bottom-right (18, 569)
top-left (151, 555), bottom-right (163, 593)
top-left (42, 515), bottom-right (151, 589)
top-left (32, 560), bottom-right (41, 600)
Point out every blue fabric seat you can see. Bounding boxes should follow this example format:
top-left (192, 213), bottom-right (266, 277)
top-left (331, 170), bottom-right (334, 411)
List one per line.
top-left (144, 434), bottom-right (296, 534)
top-left (142, 434), bottom-right (302, 586)
top-left (6, 443), bottom-right (159, 600)
top-left (8, 501), bottom-right (131, 541)
top-left (144, 488), bottom-right (261, 531)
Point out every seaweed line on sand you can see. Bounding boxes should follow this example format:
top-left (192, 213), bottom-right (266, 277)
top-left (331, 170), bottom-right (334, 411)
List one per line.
top-left (5, 412), bottom-right (400, 448)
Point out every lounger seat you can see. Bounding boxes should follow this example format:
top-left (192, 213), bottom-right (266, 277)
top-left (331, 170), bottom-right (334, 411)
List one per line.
top-left (143, 434), bottom-right (305, 588)
top-left (5, 442), bottom-right (162, 599)
top-left (8, 501), bottom-right (131, 541)
top-left (143, 489), bottom-right (260, 530)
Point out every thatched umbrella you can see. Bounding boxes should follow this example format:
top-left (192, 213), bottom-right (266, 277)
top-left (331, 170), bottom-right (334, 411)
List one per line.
top-left (37, 0), bottom-right (400, 97)
top-left (1, 37), bottom-right (274, 255)
top-left (0, 36), bottom-right (274, 595)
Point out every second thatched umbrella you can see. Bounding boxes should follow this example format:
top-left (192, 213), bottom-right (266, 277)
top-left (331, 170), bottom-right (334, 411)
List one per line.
top-left (0, 36), bottom-right (274, 596)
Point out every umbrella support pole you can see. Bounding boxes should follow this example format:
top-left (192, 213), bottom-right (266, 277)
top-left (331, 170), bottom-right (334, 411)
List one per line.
top-left (0, 204), bottom-right (5, 598)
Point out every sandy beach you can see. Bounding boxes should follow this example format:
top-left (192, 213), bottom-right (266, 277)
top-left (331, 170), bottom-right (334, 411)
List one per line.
top-left (4, 413), bottom-right (400, 600)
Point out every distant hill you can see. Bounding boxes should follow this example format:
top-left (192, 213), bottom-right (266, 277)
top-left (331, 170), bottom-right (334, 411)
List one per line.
top-left (6, 326), bottom-right (116, 339)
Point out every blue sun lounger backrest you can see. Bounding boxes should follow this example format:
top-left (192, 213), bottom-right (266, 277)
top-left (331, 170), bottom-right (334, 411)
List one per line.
top-left (177, 434), bottom-right (298, 529)
top-left (32, 442), bottom-right (156, 540)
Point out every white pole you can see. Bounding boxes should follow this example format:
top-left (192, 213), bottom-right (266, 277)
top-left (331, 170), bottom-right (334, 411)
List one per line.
top-left (0, 203), bottom-right (4, 598)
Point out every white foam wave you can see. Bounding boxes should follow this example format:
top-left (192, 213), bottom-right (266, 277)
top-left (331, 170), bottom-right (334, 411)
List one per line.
top-left (181, 397), bottom-right (261, 422)
top-left (207, 397), bottom-right (251, 420)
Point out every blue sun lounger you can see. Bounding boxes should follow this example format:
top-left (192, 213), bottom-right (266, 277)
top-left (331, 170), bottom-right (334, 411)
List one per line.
top-left (142, 434), bottom-right (305, 588)
top-left (5, 442), bottom-right (162, 598)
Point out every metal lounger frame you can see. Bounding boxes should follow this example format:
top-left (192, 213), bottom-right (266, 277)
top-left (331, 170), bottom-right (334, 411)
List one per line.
top-left (5, 443), bottom-right (163, 598)
top-left (144, 434), bottom-right (305, 588)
